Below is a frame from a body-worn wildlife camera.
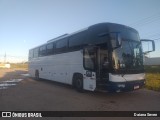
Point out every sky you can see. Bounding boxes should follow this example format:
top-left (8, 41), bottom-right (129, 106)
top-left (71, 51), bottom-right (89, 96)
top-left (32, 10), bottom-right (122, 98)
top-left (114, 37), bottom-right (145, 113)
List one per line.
top-left (0, 0), bottom-right (160, 62)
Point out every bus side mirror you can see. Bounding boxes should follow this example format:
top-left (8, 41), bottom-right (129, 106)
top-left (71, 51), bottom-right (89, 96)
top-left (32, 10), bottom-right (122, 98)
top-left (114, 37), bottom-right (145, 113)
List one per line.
top-left (140, 39), bottom-right (155, 54)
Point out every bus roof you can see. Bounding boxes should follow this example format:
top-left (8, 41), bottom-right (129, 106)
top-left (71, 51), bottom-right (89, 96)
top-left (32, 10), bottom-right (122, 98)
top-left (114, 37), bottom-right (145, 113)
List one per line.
top-left (29, 22), bottom-right (138, 50)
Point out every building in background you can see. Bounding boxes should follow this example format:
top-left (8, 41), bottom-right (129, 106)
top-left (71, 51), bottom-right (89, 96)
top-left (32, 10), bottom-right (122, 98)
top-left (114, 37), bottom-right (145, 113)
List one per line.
top-left (0, 63), bottom-right (11, 68)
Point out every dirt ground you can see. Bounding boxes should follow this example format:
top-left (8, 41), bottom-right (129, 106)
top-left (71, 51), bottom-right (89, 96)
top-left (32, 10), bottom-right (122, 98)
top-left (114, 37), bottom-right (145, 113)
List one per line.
top-left (0, 68), bottom-right (28, 81)
top-left (0, 68), bottom-right (160, 119)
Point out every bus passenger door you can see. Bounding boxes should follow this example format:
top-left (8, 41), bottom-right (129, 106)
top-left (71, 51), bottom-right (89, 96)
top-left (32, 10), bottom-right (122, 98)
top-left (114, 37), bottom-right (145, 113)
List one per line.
top-left (97, 47), bottom-right (109, 81)
top-left (83, 46), bottom-right (97, 91)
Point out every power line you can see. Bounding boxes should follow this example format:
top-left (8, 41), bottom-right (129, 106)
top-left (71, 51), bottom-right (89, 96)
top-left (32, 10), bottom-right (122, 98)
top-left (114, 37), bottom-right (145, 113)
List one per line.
top-left (132, 17), bottom-right (160, 28)
top-left (143, 33), bottom-right (160, 38)
top-left (131, 13), bottom-right (160, 24)
top-left (153, 38), bottom-right (160, 41)
top-left (129, 12), bottom-right (160, 27)
top-left (128, 13), bottom-right (160, 42)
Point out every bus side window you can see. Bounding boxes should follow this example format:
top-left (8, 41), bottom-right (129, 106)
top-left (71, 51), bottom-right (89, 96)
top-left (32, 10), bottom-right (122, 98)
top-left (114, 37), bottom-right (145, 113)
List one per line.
top-left (39, 45), bottom-right (46, 56)
top-left (46, 43), bottom-right (54, 55)
top-left (55, 38), bottom-right (68, 53)
top-left (69, 31), bottom-right (86, 48)
top-left (33, 48), bottom-right (39, 58)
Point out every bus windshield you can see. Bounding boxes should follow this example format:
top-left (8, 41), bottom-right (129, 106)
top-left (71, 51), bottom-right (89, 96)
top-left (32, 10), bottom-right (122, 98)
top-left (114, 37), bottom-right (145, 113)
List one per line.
top-left (112, 40), bottom-right (144, 73)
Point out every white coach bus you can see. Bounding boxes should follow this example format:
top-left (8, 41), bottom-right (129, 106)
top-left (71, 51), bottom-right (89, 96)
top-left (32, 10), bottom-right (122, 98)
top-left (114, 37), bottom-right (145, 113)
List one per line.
top-left (28, 23), bottom-right (155, 92)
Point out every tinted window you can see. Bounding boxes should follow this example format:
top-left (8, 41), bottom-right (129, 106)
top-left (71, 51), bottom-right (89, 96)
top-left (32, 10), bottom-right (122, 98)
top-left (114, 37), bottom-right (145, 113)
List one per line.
top-left (33, 48), bottom-right (39, 58)
top-left (39, 45), bottom-right (46, 56)
top-left (46, 43), bottom-right (53, 55)
top-left (69, 31), bottom-right (87, 47)
top-left (55, 38), bottom-right (68, 53)
top-left (56, 38), bottom-right (68, 49)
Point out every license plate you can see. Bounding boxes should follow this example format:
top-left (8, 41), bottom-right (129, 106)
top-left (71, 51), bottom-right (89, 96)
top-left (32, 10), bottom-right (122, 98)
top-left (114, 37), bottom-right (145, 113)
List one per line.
top-left (134, 85), bottom-right (139, 90)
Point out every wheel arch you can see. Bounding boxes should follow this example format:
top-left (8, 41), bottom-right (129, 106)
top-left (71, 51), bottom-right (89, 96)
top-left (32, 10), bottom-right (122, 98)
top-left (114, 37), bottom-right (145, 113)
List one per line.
top-left (72, 72), bottom-right (83, 87)
top-left (35, 69), bottom-right (39, 80)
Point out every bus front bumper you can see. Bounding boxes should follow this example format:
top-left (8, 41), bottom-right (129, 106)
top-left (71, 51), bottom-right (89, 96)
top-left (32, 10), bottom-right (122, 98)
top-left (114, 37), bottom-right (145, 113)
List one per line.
top-left (107, 80), bottom-right (145, 92)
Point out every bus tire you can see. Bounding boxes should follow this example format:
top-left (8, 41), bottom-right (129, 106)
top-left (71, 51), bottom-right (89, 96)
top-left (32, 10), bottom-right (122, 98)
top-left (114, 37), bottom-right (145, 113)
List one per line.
top-left (35, 70), bottom-right (39, 80)
top-left (74, 74), bottom-right (84, 92)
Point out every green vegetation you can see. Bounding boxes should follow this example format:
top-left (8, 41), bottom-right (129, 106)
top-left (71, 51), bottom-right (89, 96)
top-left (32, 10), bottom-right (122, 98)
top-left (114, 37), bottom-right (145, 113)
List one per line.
top-left (145, 66), bottom-right (160, 91)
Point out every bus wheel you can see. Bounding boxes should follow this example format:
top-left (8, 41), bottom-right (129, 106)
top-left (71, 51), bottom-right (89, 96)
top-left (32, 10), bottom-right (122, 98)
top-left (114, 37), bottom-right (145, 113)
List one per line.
top-left (75, 75), bottom-right (83, 92)
top-left (35, 70), bottom-right (39, 80)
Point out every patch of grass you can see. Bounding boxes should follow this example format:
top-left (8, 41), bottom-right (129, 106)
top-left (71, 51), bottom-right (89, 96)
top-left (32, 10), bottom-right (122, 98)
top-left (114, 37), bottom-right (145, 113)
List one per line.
top-left (145, 66), bottom-right (160, 91)
top-left (144, 65), bottom-right (160, 73)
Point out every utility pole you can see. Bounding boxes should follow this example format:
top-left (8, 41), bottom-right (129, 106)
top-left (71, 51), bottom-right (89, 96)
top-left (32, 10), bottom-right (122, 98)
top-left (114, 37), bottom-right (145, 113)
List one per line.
top-left (4, 52), bottom-right (6, 63)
